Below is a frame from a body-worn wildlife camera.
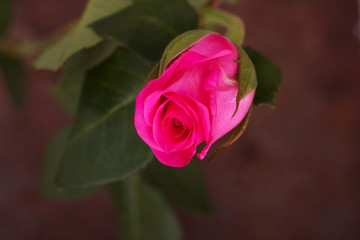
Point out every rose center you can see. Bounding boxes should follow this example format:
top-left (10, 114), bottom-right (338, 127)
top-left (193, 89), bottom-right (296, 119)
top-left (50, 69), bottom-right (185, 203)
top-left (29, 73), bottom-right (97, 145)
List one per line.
top-left (173, 118), bottom-right (183, 128)
top-left (166, 118), bottom-right (189, 140)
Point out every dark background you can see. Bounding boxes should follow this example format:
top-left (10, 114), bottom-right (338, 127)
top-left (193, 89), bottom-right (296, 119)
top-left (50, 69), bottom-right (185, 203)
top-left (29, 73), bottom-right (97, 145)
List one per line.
top-left (0, 0), bottom-right (359, 239)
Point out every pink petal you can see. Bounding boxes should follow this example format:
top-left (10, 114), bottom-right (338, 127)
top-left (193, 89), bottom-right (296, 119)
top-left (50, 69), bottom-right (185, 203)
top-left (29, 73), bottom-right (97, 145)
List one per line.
top-left (164, 61), bottom-right (212, 105)
top-left (152, 146), bottom-right (197, 167)
top-left (134, 57), bottom-right (186, 151)
top-left (143, 90), bottom-right (167, 126)
top-left (189, 34), bottom-right (236, 58)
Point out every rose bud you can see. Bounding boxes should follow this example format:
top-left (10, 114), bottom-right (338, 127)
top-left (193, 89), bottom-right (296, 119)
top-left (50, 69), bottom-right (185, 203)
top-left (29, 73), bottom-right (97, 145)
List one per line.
top-left (135, 30), bottom-right (256, 167)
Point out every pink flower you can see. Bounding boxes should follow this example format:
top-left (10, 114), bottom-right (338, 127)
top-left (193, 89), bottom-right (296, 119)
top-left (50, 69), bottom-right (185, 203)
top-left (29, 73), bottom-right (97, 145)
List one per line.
top-left (135, 33), bottom-right (255, 167)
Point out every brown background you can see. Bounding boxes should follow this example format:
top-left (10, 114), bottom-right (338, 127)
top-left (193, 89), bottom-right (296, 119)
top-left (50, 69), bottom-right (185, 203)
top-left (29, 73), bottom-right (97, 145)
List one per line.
top-left (0, 0), bottom-right (359, 239)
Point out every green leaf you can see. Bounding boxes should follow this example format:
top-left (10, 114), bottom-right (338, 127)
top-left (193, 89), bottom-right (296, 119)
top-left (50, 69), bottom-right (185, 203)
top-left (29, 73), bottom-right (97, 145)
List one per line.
top-left (143, 159), bottom-right (210, 214)
top-left (187, 0), bottom-right (209, 9)
top-left (160, 29), bottom-right (212, 74)
top-left (91, 0), bottom-right (198, 61)
top-left (0, 0), bottom-right (13, 38)
top-left (0, 52), bottom-right (26, 107)
top-left (40, 126), bottom-right (96, 199)
top-left (244, 47), bottom-right (282, 107)
top-left (110, 177), bottom-right (182, 240)
top-left (34, 0), bottom-right (132, 71)
top-left (51, 41), bottom-right (118, 115)
top-left (55, 47), bottom-right (153, 189)
top-left (202, 7), bottom-right (245, 46)
top-left (234, 47), bottom-right (257, 115)
top-left (208, 106), bottom-right (252, 162)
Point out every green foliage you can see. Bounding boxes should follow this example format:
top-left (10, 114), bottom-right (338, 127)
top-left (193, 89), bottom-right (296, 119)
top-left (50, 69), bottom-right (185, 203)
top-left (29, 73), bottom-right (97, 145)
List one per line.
top-left (31, 0), bottom-right (284, 238)
top-left (34, 0), bottom-right (132, 71)
top-left (51, 41), bottom-right (118, 114)
top-left (14, 0), bottom-right (284, 238)
top-left (0, 0), bottom-right (12, 38)
top-left (55, 48), bottom-right (153, 189)
top-left (0, 52), bottom-right (26, 107)
top-left (244, 47), bottom-right (282, 107)
top-left (143, 159), bottom-right (210, 214)
top-left (111, 177), bottom-right (182, 240)
top-left (91, 0), bottom-right (198, 61)
top-left (40, 126), bottom-right (96, 199)
top-left (160, 29), bottom-right (212, 74)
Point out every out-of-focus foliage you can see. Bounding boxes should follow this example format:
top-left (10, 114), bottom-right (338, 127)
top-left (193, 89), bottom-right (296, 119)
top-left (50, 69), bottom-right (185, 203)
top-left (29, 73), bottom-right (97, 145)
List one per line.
top-left (0, 53), bottom-right (26, 107)
top-left (111, 178), bottom-right (182, 240)
top-left (51, 41), bottom-right (118, 114)
top-left (91, 0), bottom-right (198, 61)
top-left (0, 0), bottom-right (26, 107)
top-left (144, 159), bottom-right (211, 213)
top-left (40, 126), bottom-right (97, 199)
top-left (34, 0), bottom-right (132, 71)
top-left (0, 0), bottom-right (12, 38)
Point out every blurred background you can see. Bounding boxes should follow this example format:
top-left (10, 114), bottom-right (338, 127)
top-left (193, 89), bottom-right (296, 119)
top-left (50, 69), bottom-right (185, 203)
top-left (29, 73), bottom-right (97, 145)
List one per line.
top-left (0, 0), bottom-right (359, 239)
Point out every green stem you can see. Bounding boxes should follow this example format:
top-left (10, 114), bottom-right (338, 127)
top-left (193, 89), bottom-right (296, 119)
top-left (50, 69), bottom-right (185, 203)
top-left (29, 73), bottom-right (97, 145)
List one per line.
top-left (201, 7), bottom-right (245, 46)
top-left (110, 175), bottom-right (141, 240)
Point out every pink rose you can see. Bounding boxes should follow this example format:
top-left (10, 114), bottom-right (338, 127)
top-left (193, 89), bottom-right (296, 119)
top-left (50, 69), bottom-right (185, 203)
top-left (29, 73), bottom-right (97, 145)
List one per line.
top-left (135, 33), bottom-right (255, 167)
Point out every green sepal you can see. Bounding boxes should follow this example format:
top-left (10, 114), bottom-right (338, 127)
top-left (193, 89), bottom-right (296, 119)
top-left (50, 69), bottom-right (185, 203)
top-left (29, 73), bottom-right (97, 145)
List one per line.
top-left (244, 47), bottom-right (282, 107)
top-left (159, 29), bottom-right (212, 74)
top-left (233, 47), bottom-right (257, 116)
